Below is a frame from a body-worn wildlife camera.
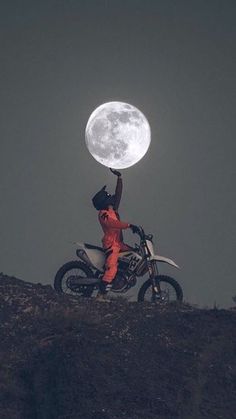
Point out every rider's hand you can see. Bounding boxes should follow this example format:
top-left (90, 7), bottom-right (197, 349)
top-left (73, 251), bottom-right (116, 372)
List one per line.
top-left (129, 224), bottom-right (139, 234)
top-left (110, 168), bottom-right (121, 177)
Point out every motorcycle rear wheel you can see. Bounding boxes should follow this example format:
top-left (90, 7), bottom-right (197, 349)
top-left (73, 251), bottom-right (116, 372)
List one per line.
top-left (54, 261), bottom-right (94, 297)
top-left (138, 275), bottom-right (183, 303)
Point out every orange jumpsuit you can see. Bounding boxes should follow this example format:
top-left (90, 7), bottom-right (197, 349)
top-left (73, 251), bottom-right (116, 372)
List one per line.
top-left (98, 177), bottom-right (130, 282)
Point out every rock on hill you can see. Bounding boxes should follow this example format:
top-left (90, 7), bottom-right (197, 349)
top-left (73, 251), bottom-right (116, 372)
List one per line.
top-left (0, 273), bottom-right (236, 419)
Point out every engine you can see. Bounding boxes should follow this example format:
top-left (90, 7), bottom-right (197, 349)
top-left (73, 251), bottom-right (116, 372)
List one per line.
top-left (111, 260), bottom-right (137, 292)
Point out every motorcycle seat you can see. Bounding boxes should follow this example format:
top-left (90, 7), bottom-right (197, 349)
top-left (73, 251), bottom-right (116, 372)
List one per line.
top-left (84, 243), bottom-right (104, 252)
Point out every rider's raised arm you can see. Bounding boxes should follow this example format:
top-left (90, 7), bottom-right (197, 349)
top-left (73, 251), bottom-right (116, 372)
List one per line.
top-left (109, 169), bottom-right (122, 210)
top-left (113, 175), bottom-right (122, 210)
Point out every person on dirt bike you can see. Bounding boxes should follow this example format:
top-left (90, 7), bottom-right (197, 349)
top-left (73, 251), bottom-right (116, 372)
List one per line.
top-left (92, 168), bottom-right (138, 298)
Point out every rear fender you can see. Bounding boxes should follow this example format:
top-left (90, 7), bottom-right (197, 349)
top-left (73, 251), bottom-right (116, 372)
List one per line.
top-left (75, 243), bottom-right (105, 271)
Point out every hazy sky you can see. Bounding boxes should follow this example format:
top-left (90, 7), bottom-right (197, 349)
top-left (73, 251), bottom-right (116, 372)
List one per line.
top-left (0, 0), bottom-right (235, 307)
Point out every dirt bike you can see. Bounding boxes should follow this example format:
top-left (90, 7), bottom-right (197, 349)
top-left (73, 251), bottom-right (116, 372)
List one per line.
top-left (54, 226), bottom-right (183, 303)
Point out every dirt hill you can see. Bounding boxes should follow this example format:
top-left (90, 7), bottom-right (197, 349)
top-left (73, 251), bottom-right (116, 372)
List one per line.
top-left (0, 273), bottom-right (235, 419)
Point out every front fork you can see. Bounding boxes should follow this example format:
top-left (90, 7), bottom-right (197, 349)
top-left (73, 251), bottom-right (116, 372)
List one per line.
top-left (148, 261), bottom-right (161, 294)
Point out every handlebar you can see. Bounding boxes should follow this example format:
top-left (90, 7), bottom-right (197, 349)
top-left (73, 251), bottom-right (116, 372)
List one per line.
top-left (132, 226), bottom-right (153, 242)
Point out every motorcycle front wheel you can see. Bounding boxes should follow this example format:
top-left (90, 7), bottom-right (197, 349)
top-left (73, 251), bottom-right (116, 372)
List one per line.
top-left (54, 261), bottom-right (95, 297)
top-left (138, 275), bottom-right (183, 303)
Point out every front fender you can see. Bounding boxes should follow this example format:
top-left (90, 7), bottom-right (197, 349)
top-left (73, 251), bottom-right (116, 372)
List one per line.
top-left (151, 254), bottom-right (180, 269)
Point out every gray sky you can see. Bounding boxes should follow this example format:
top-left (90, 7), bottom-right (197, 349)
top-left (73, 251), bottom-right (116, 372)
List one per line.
top-left (0, 0), bottom-right (235, 307)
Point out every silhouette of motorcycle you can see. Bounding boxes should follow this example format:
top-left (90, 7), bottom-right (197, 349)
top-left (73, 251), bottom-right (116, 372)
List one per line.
top-left (54, 226), bottom-right (183, 303)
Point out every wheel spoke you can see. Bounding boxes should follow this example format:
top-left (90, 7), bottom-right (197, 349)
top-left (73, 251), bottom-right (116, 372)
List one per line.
top-left (61, 268), bottom-right (89, 296)
top-left (143, 281), bottom-right (177, 303)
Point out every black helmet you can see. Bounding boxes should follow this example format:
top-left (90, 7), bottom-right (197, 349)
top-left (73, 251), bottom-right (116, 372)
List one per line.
top-left (92, 186), bottom-right (115, 210)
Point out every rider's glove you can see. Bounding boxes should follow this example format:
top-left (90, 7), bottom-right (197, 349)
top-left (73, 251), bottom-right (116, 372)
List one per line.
top-left (129, 224), bottom-right (139, 234)
top-left (110, 168), bottom-right (121, 177)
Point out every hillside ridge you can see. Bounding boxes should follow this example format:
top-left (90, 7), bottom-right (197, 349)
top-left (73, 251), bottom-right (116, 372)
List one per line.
top-left (0, 273), bottom-right (235, 419)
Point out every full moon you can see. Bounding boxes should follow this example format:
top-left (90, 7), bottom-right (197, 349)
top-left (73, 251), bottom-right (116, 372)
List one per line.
top-left (85, 101), bottom-right (151, 169)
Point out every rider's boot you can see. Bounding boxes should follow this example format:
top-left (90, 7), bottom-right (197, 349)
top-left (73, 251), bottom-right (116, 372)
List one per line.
top-left (96, 281), bottom-right (112, 302)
